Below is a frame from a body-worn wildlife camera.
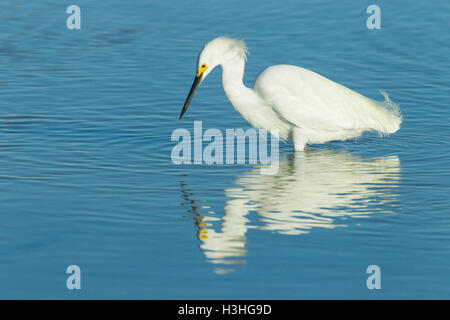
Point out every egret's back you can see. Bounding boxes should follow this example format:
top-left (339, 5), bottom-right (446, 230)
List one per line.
top-left (254, 65), bottom-right (401, 143)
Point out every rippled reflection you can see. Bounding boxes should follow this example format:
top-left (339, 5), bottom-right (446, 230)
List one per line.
top-left (182, 150), bottom-right (401, 274)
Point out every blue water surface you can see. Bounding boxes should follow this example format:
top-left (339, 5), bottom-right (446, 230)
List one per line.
top-left (0, 0), bottom-right (449, 299)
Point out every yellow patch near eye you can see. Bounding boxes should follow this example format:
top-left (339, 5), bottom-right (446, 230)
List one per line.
top-left (197, 64), bottom-right (208, 77)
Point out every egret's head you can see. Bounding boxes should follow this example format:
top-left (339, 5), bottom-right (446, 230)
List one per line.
top-left (179, 36), bottom-right (248, 119)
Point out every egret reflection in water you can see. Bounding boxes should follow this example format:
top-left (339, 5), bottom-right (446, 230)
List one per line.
top-left (181, 150), bottom-right (401, 273)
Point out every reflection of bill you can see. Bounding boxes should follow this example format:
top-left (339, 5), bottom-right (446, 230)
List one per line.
top-left (182, 150), bottom-right (401, 274)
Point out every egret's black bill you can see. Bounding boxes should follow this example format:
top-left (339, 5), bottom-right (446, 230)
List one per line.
top-left (180, 73), bottom-right (202, 119)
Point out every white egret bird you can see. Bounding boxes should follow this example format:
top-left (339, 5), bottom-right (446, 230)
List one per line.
top-left (180, 36), bottom-right (401, 150)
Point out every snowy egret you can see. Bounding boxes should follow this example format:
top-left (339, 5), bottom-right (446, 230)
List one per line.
top-left (180, 36), bottom-right (401, 150)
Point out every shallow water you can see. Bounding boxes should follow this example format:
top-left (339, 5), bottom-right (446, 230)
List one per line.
top-left (0, 0), bottom-right (449, 299)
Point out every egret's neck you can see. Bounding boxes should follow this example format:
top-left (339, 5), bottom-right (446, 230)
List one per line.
top-left (220, 57), bottom-right (259, 118)
top-left (219, 57), bottom-right (290, 139)
top-left (221, 57), bottom-right (246, 90)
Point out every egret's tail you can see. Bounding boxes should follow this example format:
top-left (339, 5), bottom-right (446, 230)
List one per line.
top-left (372, 91), bottom-right (402, 135)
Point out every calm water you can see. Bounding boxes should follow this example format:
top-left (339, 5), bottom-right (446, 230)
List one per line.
top-left (0, 0), bottom-right (449, 299)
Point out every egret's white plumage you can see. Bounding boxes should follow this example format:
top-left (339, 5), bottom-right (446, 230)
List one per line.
top-left (180, 36), bottom-right (401, 150)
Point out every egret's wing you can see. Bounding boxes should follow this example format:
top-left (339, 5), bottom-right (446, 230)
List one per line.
top-left (254, 65), bottom-right (399, 133)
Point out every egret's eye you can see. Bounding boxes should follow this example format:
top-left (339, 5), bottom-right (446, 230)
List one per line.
top-left (196, 64), bottom-right (208, 77)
